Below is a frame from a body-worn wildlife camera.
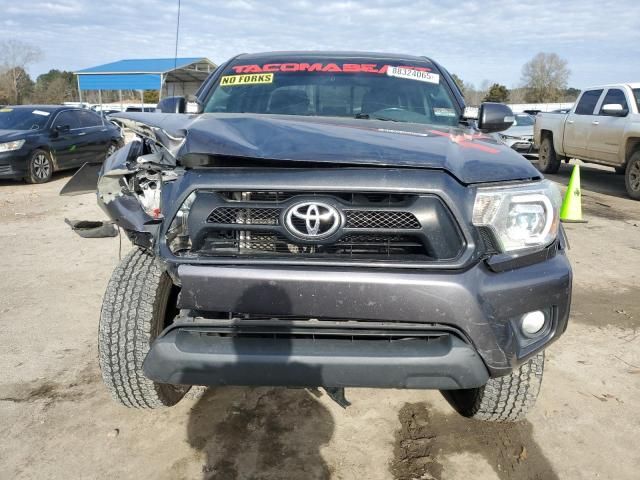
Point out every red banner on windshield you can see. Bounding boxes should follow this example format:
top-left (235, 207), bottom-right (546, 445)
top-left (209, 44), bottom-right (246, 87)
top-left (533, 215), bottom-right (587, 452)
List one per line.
top-left (230, 63), bottom-right (432, 74)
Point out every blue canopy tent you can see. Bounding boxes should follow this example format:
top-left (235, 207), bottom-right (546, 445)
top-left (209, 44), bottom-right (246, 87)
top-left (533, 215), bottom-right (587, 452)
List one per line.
top-left (74, 57), bottom-right (216, 108)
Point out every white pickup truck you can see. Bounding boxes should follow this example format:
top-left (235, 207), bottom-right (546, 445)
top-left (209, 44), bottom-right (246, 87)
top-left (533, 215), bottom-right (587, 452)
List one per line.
top-left (534, 83), bottom-right (640, 199)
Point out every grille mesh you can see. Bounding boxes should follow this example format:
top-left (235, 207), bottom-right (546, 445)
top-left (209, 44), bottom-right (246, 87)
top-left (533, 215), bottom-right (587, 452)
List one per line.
top-left (345, 210), bottom-right (420, 229)
top-left (200, 232), bottom-right (425, 258)
top-left (208, 207), bottom-right (420, 229)
top-left (208, 207), bottom-right (281, 225)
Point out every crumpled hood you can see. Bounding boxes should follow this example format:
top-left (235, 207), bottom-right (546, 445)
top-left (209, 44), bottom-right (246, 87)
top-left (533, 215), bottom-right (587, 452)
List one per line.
top-left (112, 112), bottom-right (541, 184)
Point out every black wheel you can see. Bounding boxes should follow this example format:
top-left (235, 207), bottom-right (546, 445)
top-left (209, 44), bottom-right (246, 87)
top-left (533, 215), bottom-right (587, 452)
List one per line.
top-left (98, 248), bottom-right (189, 408)
top-left (537, 136), bottom-right (560, 174)
top-left (105, 142), bottom-right (118, 160)
top-left (625, 152), bottom-right (640, 200)
top-left (25, 149), bottom-right (53, 184)
top-left (443, 351), bottom-right (544, 422)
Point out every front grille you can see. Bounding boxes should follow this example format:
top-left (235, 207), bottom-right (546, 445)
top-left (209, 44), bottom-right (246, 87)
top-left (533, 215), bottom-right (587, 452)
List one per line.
top-left (207, 206), bottom-right (421, 230)
top-left (178, 190), bottom-right (465, 264)
top-left (200, 232), bottom-right (425, 258)
top-left (176, 315), bottom-right (469, 343)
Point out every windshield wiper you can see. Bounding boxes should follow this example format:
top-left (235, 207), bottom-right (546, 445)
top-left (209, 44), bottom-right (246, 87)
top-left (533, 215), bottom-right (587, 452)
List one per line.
top-left (354, 113), bottom-right (403, 122)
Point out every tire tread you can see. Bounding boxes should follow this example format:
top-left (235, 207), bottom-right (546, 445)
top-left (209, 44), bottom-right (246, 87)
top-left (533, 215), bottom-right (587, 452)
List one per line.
top-left (445, 352), bottom-right (544, 422)
top-left (98, 248), bottom-right (184, 408)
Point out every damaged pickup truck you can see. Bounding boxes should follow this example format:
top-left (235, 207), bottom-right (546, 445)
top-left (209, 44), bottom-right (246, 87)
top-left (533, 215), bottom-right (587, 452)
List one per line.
top-left (73, 52), bottom-right (572, 422)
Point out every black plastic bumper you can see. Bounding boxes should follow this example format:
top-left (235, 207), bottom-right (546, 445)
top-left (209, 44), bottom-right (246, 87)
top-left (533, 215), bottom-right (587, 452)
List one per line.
top-left (143, 328), bottom-right (490, 389)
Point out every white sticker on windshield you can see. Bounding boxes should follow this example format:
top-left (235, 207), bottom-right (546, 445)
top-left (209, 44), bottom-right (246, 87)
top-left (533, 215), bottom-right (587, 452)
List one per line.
top-left (386, 66), bottom-right (439, 84)
top-left (434, 108), bottom-right (457, 117)
top-left (32, 110), bottom-right (50, 116)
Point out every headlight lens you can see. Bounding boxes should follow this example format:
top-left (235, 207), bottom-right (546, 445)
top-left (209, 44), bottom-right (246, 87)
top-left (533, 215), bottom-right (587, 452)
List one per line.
top-left (0, 139), bottom-right (25, 152)
top-left (166, 192), bottom-right (197, 253)
top-left (473, 180), bottom-right (561, 253)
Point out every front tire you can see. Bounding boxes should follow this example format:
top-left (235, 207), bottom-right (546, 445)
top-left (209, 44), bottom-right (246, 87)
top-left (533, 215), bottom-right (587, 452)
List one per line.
top-left (624, 151), bottom-right (640, 200)
top-left (537, 136), bottom-right (560, 174)
top-left (25, 149), bottom-right (53, 184)
top-left (98, 248), bottom-right (188, 408)
top-left (443, 351), bottom-right (544, 422)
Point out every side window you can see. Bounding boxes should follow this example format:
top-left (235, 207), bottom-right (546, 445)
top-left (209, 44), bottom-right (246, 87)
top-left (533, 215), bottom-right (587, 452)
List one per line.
top-left (598, 89), bottom-right (628, 114)
top-left (53, 111), bottom-right (82, 130)
top-left (79, 110), bottom-right (103, 127)
top-left (574, 89), bottom-right (603, 115)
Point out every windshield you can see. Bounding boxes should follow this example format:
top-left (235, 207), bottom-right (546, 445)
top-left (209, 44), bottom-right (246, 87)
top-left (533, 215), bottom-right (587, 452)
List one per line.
top-left (0, 107), bottom-right (51, 130)
top-left (634, 88), bottom-right (640, 111)
top-left (203, 59), bottom-right (460, 126)
top-left (513, 114), bottom-right (534, 126)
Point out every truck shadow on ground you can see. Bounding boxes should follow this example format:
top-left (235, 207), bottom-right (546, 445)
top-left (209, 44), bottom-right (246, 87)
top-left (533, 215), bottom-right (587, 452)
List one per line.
top-left (183, 284), bottom-right (334, 480)
top-left (185, 387), bottom-right (334, 480)
top-left (391, 402), bottom-right (558, 480)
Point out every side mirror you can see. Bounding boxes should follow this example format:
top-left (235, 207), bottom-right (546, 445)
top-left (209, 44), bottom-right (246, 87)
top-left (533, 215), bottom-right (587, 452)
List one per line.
top-left (156, 96), bottom-right (186, 114)
top-left (53, 125), bottom-right (70, 136)
top-left (601, 103), bottom-right (627, 117)
top-left (477, 102), bottom-right (514, 133)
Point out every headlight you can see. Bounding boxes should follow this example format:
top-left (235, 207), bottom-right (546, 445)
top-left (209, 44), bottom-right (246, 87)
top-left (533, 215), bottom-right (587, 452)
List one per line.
top-left (473, 180), bottom-right (561, 253)
top-left (166, 192), bottom-right (197, 253)
top-left (0, 139), bottom-right (25, 152)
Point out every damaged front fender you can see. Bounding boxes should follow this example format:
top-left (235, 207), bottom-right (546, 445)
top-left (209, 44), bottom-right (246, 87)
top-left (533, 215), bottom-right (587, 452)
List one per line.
top-left (96, 139), bottom-right (178, 248)
top-left (60, 121), bottom-right (182, 251)
top-left (97, 140), bottom-right (153, 232)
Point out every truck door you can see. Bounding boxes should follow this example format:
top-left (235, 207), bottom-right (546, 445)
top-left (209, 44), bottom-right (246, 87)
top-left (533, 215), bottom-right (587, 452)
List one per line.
top-left (563, 89), bottom-right (603, 158)
top-left (587, 88), bottom-right (629, 165)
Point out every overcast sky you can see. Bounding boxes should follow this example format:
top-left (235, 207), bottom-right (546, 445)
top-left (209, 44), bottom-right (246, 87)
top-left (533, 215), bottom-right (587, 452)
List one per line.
top-left (2, 0), bottom-right (639, 89)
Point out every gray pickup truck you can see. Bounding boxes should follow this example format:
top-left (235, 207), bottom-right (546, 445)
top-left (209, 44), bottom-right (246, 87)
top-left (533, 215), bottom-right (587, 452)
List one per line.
top-left (66, 51), bottom-right (572, 423)
top-left (534, 83), bottom-right (640, 199)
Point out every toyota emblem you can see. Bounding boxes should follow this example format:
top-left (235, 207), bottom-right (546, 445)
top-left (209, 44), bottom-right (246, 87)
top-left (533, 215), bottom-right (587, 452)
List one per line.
top-left (284, 201), bottom-right (341, 239)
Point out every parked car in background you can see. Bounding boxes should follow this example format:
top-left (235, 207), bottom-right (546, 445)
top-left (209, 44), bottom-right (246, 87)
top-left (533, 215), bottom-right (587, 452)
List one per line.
top-left (499, 113), bottom-right (536, 153)
top-left (0, 105), bottom-right (122, 183)
top-left (534, 83), bottom-right (640, 199)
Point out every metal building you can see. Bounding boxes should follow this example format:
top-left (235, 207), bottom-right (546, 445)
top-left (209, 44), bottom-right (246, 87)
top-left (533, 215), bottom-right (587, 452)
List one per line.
top-left (74, 57), bottom-right (216, 106)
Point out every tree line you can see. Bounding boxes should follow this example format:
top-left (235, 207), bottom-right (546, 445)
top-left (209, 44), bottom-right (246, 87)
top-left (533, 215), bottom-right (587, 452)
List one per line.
top-left (0, 40), bottom-right (158, 106)
top-left (452, 52), bottom-right (577, 105)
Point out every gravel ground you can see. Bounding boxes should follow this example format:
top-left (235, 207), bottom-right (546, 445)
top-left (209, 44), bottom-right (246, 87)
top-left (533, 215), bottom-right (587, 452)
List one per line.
top-left (0, 160), bottom-right (639, 479)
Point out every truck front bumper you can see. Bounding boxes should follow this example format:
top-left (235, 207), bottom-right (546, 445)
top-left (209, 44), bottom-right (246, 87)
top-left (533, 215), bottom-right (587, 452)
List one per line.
top-left (143, 251), bottom-right (572, 388)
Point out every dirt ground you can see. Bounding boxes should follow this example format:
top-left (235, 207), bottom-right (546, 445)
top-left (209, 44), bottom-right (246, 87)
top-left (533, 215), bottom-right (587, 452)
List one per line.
top-left (1, 160), bottom-right (639, 480)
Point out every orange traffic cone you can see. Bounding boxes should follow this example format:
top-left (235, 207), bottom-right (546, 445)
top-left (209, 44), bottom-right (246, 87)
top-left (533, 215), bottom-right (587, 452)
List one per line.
top-left (560, 165), bottom-right (586, 223)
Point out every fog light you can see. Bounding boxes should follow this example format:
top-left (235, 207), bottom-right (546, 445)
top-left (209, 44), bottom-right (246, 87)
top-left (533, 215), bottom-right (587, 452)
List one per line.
top-left (521, 311), bottom-right (546, 336)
